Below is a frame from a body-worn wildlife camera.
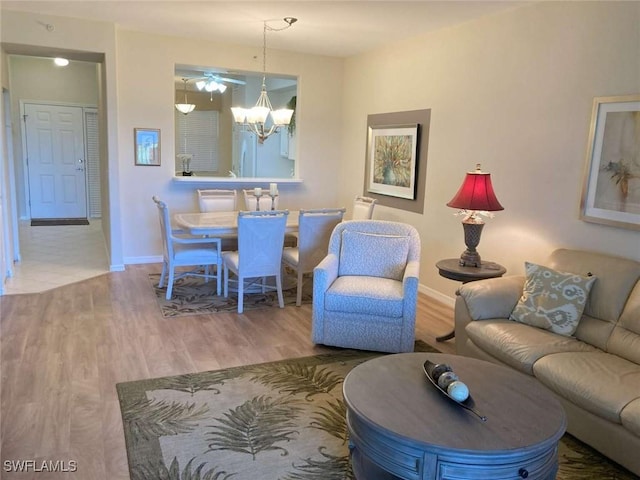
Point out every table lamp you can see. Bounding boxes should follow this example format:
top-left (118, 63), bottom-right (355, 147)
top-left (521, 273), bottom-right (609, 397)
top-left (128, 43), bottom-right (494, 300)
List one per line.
top-left (447, 164), bottom-right (503, 267)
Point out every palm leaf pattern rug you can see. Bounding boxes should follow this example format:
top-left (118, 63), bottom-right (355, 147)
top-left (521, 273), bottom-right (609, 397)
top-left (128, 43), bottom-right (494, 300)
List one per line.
top-left (149, 273), bottom-right (312, 318)
top-left (117, 343), bottom-right (637, 480)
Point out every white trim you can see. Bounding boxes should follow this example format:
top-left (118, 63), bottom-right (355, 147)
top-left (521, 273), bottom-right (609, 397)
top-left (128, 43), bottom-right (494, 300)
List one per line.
top-left (173, 176), bottom-right (303, 186)
top-left (418, 283), bottom-right (455, 308)
top-left (123, 255), bottom-right (163, 265)
top-left (109, 264), bottom-right (126, 272)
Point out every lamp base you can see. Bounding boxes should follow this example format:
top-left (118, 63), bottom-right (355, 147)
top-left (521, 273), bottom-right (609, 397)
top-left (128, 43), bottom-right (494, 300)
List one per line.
top-left (458, 222), bottom-right (484, 267)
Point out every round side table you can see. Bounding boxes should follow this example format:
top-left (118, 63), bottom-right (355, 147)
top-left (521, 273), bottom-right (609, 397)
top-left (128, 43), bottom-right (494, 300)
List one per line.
top-left (436, 258), bottom-right (506, 342)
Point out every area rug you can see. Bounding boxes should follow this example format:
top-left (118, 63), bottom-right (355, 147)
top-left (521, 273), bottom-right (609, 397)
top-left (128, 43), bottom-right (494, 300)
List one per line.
top-left (30, 217), bottom-right (89, 226)
top-left (116, 343), bottom-right (637, 480)
top-left (149, 273), bottom-right (312, 317)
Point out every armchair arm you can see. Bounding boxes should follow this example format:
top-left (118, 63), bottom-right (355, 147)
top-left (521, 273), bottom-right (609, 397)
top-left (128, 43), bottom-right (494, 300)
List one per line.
top-left (400, 259), bottom-right (420, 352)
top-left (457, 275), bottom-right (525, 321)
top-left (312, 253), bottom-right (339, 344)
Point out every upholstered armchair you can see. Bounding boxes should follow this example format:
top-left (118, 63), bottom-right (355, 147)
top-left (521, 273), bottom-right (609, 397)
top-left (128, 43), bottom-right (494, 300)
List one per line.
top-left (312, 220), bottom-right (421, 353)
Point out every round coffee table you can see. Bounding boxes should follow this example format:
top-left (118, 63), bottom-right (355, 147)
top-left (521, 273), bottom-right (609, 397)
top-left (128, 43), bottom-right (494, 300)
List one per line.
top-left (343, 353), bottom-right (566, 480)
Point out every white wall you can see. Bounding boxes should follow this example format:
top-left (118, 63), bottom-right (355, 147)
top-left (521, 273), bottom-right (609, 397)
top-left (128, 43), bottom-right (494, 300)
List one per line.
top-left (115, 30), bottom-right (343, 263)
top-left (341, 1), bottom-right (640, 303)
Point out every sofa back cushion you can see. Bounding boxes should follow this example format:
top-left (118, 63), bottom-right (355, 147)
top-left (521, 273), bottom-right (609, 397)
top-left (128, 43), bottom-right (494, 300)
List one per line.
top-left (608, 281), bottom-right (640, 364)
top-left (547, 249), bottom-right (640, 350)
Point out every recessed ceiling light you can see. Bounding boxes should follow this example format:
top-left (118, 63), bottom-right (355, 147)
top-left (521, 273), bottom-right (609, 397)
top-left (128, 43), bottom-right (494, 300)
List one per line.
top-left (54, 57), bottom-right (69, 67)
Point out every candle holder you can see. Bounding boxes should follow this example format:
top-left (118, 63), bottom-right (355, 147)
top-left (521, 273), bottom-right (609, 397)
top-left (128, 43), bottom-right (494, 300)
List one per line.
top-left (254, 192), bottom-right (263, 211)
top-left (269, 193), bottom-right (279, 211)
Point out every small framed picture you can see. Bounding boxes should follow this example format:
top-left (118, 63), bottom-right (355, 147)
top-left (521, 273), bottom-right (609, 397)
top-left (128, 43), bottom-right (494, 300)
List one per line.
top-left (580, 95), bottom-right (640, 230)
top-left (366, 124), bottom-right (419, 199)
top-left (134, 128), bottom-right (161, 166)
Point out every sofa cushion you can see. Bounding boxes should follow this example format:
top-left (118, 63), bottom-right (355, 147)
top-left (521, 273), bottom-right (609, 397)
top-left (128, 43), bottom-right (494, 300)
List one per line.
top-left (509, 262), bottom-right (596, 336)
top-left (465, 319), bottom-right (597, 375)
top-left (533, 351), bottom-right (640, 424)
top-left (325, 275), bottom-right (403, 318)
top-left (339, 230), bottom-right (409, 281)
top-left (608, 280), bottom-right (640, 364)
top-left (621, 399), bottom-right (640, 437)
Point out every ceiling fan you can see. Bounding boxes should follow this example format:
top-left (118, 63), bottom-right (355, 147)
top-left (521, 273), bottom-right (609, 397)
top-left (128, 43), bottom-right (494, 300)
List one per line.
top-left (190, 73), bottom-right (246, 93)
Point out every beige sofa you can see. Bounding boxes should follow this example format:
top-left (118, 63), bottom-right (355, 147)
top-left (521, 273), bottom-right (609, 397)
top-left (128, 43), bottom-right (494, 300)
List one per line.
top-left (454, 248), bottom-right (640, 475)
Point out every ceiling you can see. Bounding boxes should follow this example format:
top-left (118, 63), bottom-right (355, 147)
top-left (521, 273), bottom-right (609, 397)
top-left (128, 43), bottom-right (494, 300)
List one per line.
top-left (1, 1), bottom-right (525, 58)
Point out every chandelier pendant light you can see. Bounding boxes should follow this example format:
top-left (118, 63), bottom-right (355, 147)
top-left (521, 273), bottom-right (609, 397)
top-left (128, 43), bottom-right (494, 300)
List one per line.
top-left (231, 17), bottom-right (297, 143)
top-left (175, 78), bottom-right (196, 115)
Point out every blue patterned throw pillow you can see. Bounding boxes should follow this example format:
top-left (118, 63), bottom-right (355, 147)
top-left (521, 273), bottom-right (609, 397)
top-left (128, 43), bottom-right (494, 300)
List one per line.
top-left (509, 262), bottom-right (597, 336)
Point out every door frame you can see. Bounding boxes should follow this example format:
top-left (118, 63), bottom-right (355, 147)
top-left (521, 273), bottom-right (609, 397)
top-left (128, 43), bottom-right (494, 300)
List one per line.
top-left (20, 100), bottom-right (97, 220)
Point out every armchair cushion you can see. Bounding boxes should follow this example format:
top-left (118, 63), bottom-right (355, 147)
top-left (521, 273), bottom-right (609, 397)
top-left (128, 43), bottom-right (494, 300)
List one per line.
top-left (325, 276), bottom-right (404, 317)
top-left (339, 231), bottom-right (409, 280)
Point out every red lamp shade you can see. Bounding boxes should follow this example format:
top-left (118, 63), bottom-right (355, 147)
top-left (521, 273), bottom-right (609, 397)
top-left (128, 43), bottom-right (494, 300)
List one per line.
top-left (447, 164), bottom-right (504, 212)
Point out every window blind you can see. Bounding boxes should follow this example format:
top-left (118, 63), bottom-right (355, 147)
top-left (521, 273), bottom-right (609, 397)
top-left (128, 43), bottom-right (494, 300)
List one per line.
top-left (175, 110), bottom-right (220, 173)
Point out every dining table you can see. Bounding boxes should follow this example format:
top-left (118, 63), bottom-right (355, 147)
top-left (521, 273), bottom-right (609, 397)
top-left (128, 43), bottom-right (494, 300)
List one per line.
top-left (174, 210), bottom-right (300, 237)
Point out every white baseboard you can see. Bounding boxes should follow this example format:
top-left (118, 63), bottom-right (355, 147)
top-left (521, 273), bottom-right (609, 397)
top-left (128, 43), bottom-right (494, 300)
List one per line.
top-left (123, 255), bottom-right (163, 265)
top-left (110, 264), bottom-right (126, 272)
top-left (418, 283), bottom-right (455, 308)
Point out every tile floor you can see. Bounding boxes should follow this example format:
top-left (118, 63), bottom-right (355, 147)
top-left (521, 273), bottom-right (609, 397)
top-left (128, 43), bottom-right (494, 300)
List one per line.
top-left (2, 220), bottom-right (110, 295)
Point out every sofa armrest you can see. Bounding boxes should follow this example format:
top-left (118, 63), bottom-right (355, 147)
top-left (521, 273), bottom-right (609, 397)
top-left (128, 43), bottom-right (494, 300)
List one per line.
top-left (454, 275), bottom-right (524, 354)
top-left (457, 275), bottom-right (525, 320)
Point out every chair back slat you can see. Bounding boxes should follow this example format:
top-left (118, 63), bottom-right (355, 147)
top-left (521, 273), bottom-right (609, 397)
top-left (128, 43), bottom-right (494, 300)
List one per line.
top-left (237, 210), bottom-right (289, 276)
top-left (198, 189), bottom-right (238, 212)
top-left (298, 208), bottom-right (346, 271)
top-left (352, 195), bottom-right (377, 220)
top-left (152, 196), bottom-right (174, 259)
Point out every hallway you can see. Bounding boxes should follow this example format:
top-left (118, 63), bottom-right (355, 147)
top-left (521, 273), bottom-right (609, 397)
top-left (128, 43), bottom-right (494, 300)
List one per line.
top-left (2, 220), bottom-right (110, 295)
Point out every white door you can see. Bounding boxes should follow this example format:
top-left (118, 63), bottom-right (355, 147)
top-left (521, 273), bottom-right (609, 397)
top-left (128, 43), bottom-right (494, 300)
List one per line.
top-left (25, 104), bottom-right (87, 219)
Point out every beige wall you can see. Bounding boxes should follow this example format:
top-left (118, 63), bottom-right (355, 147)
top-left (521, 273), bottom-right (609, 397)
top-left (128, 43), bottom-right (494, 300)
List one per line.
top-left (341, 1), bottom-right (640, 303)
top-left (115, 29), bottom-right (344, 262)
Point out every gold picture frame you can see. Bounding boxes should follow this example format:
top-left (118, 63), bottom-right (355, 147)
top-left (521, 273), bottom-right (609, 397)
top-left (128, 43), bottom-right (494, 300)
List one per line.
top-left (580, 95), bottom-right (640, 231)
top-left (134, 128), bottom-right (161, 166)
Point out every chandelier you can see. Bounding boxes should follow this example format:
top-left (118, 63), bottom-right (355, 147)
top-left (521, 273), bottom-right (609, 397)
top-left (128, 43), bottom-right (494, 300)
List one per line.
top-left (175, 78), bottom-right (196, 115)
top-left (231, 17), bottom-right (297, 143)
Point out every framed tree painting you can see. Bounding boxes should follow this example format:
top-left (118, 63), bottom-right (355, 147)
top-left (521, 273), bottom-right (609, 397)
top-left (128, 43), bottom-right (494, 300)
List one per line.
top-left (366, 123), bottom-right (419, 199)
top-left (580, 95), bottom-right (640, 231)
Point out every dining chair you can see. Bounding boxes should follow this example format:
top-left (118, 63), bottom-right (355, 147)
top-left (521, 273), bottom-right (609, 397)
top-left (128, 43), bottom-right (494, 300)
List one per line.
top-left (152, 196), bottom-right (222, 299)
top-left (242, 188), bottom-right (297, 248)
top-left (352, 195), bottom-right (377, 219)
top-left (242, 189), bottom-right (279, 211)
top-left (281, 208), bottom-right (346, 306)
top-left (222, 210), bottom-right (289, 313)
top-left (197, 189), bottom-right (238, 212)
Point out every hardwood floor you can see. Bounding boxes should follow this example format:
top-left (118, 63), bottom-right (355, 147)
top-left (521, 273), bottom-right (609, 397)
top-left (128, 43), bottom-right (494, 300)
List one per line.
top-left (0, 264), bottom-right (455, 479)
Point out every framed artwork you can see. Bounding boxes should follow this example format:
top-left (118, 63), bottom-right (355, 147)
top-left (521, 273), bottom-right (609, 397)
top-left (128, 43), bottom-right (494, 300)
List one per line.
top-left (366, 123), bottom-right (419, 199)
top-left (134, 128), bottom-right (161, 166)
top-left (580, 95), bottom-right (640, 231)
